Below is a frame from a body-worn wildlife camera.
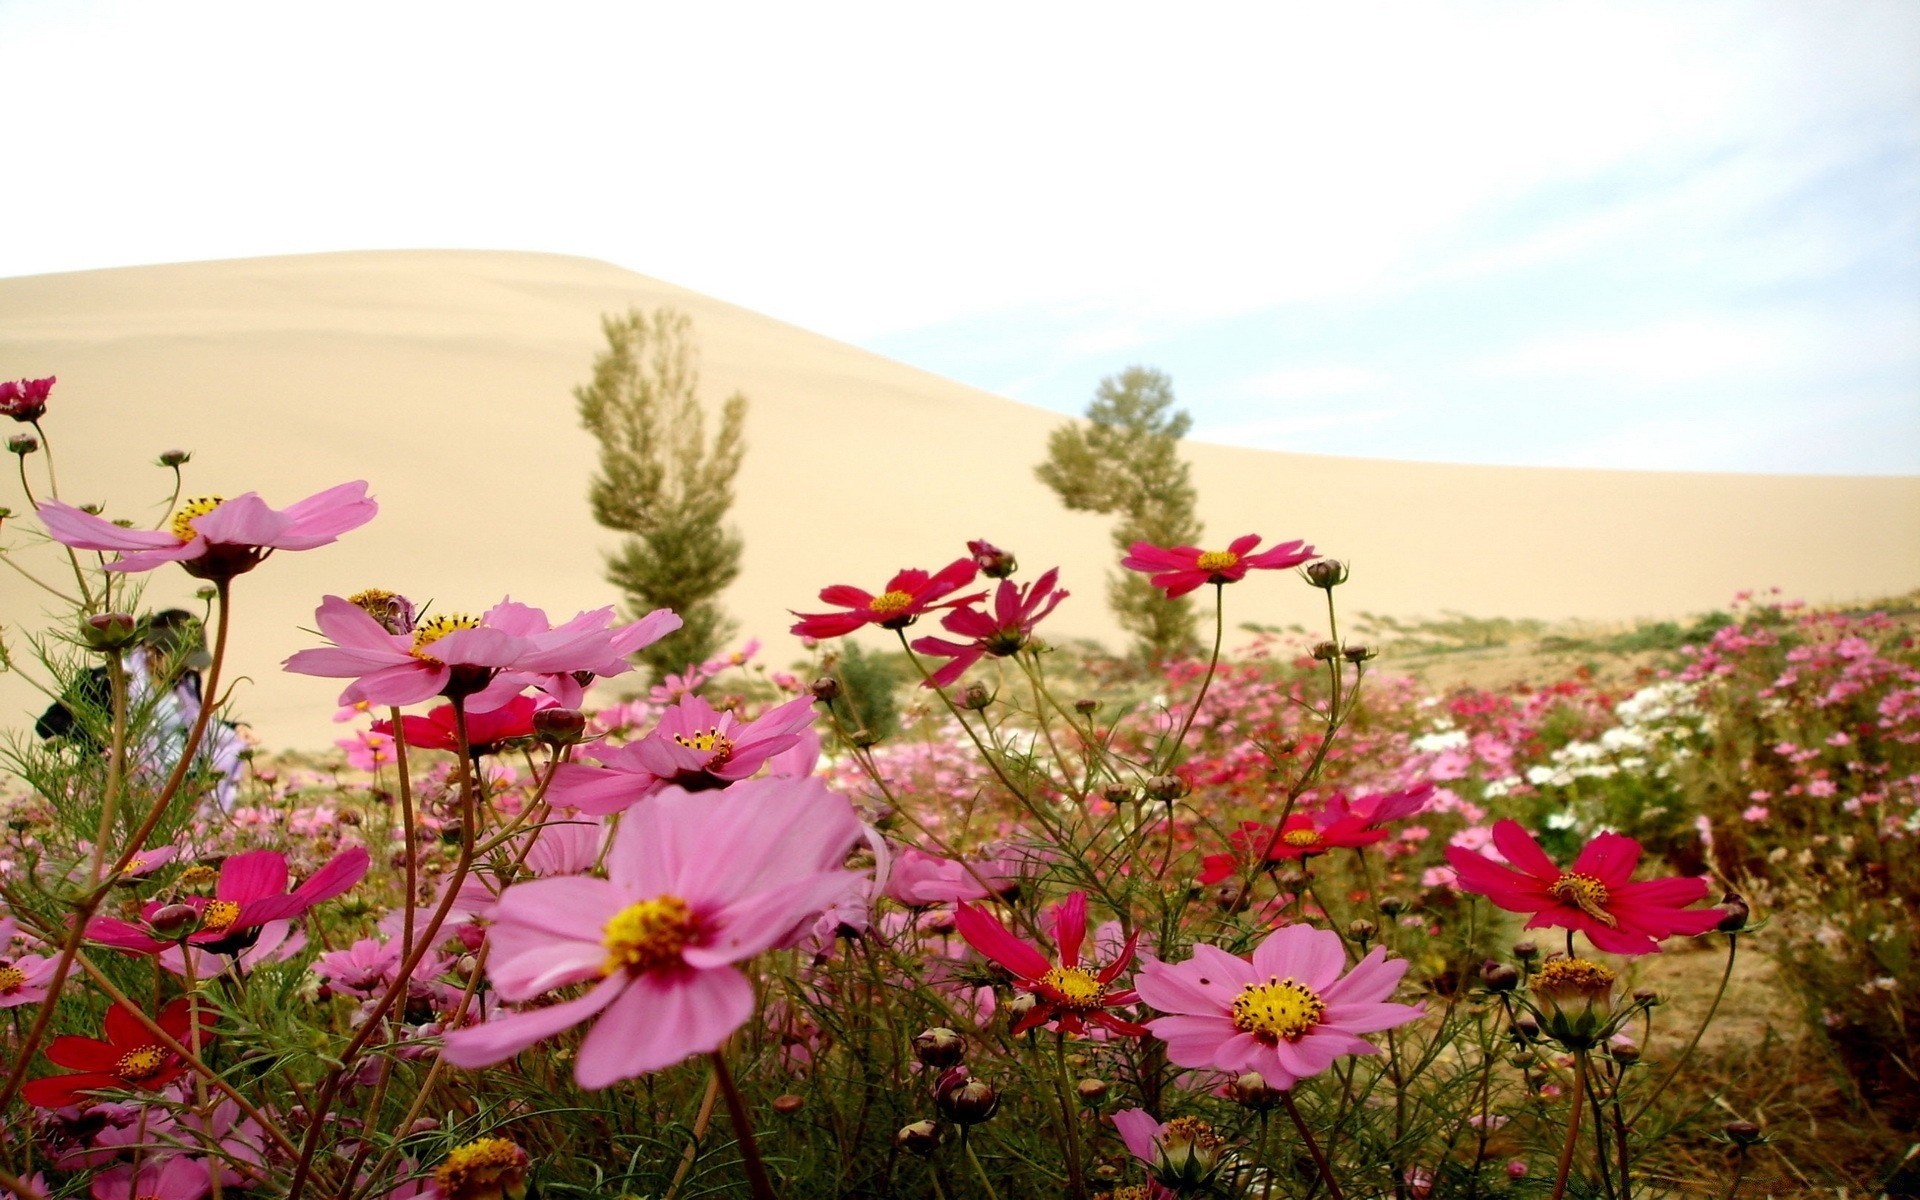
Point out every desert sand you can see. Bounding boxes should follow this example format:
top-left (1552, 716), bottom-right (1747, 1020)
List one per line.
top-left (2, 250), bottom-right (1916, 749)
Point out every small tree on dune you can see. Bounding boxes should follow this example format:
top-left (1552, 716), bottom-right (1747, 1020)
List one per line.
top-left (576, 307), bottom-right (747, 680)
top-left (1036, 365), bottom-right (1203, 661)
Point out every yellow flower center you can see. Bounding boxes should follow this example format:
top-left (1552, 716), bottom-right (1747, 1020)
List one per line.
top-left (177, 864), bottom-right (219, 888)
top-left (1097, 1189), bottom-right (1153, 1200)
top-left (114, 1045), bottom-right (168, 1081)
top-left (1231, 976), bottom-right (1327, 1043)
top-left (1281, 828), bottom-right (1323, 848)
top-left (1531, 957), bottom-right (1616, 998)
top-left (168, 496), bottom-right (224, 542)
top-left (410, 613), bottom-right (481, 662)
top-left (602, 895), bottom-right (695, 976)
top-left (1195, 550), bottom-right (1240, 572)
top-left (672, 728), bottom-right (735, 759)
top-left (121, 858), bottom-right (146, 876)
top-left (1039, 964), bottom-right (1106, 1011)
top-left (0, 965), bottom-right (25, 992)
top-left (199, 900), bottom-right (242, 932)
top-left (868, 590), bottom-right (915, 617)
top-left (1548, 872), bottom-right (1618, 928)
top-left (433, 1136), bottom-right (528, 1200)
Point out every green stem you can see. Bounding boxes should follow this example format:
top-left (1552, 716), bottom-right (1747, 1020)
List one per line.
top-left (1280, 1090), bottom-right (1345, 1200)
top-left (1549, 1053), bottom-right (1590, 1200)
top-left (1158, 582), bottom-right (1225, 773)
top-left (1626, 934), bottom-right (1736, 1127)
top-left (710, 1050), bottom-right (778, 1200)
top-left (962, 1131), bottom-right (1002, 1200)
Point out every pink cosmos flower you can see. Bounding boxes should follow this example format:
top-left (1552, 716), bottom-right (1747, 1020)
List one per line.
top-left (955, 892), bottom-right (1146, 1037)
top-left (882, 848), bottom-right (1015, 906)
top-left (1111, 1109), bottom-right (1225, 1199)
top-left (1444, 820), bottom-right (1722, 956)
top-left (464, 600), bottom-right (681, 710)
top-left (790, 559), bottom-right (984, 638)
top-left (283, 596), bottom-right (535, 709)
top-left (88, 846), bottom-right (369, 956)
top-left (158, 920), bottom-right (305, 981)
top-left (1, 376), bottom-right (54, 422)
top-left (337, 728), bottom-right (398, 771)
top-left (441, 776), bottom-right (866, 1086)
top-left (38, 482), bottom-right (376, 580)
top-left (1134, 923), bottom-right (1422, 1088)
top-left (0, 949), bottom-right (57, 1007)
top-left (314, 936), bottom-right (404, 999)
top-left (1121, 534), bottom-right (1317, 599)
top-left (909, 568), bottom-right (1070, 687)
top-left (90, 1156), bottom-right (211, 1200)
top-left (547, 693), bottom-right (817, 814)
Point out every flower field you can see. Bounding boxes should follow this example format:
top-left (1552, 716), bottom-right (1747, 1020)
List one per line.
top-left (2, 379), bottom-right (1916, 1199)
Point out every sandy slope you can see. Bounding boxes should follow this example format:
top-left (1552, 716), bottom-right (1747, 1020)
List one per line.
top-left (2, 250), bottom-right (1916, 749)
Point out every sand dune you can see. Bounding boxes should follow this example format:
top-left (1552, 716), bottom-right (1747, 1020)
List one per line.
top-left (2, 250), bottom-right (1916, 749)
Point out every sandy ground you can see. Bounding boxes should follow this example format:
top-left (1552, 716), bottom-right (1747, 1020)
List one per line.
top-left (2, 250), bottom-right (1916, 749)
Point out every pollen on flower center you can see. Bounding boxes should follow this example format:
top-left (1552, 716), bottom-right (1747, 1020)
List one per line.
top-left (1281, 829), bottom-right (1323, 848)
top-left (1548, 872), bottom-right (1618, 927)
top-left (602, 895), bottom-right (695, 976)
top-left (177, 864), bottom-right (219, 889)
top-left (672, 728), bottom-right (735, 760)
top-left (349, 588), bottom-right (417, 635)
top-left (1531, 956), bottom-right (1616, 997)
top-left (868, 590), bottom-right (915, 617)
top-left (411, 614), bottom-right (482, 662)
top-left (114, 1045), bottom-right (167, 1081)
top-left (1195, 550), bottom-right (1240, 572)
top-left (0, 964), bottom-right (25, 992)
top-left (1039, 964), bottom-right (1106, 1010)
top-left (168, 496), bottom-right (224, 542)
top-left (433, 1136), bottom-right (529, 1200)
top-left (1231, 976), bottom-right (1327, 1043)
top-left (198, 900), bottom-right (241, 932)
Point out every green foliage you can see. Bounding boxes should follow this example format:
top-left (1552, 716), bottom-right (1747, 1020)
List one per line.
top-left (1035, 366), bottom-right (1202, 662)
top-left (821, 642), bottom-right (905, 746)
top-left (577, 308), bottom-right (748, 680)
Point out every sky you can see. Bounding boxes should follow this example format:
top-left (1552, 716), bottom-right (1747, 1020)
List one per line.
top-left (3, 0), bottom-right (1916, 474)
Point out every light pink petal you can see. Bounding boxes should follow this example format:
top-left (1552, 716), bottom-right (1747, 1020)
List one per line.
top-left (1251, 924), bottom-right (1346, 991)
top-left (485, 924), bottom-right (609, 1001)
top-left (548, 762), bottom-right (656, 816)
top-left (104, 544), bottom-right (204, 571)
top-left (1110, 1108), bottom-right (1163, 1163)
top-left (190, 494), bottom-right (285, 545)
top-left (643, 779), bottom-right (862, 908)
top-left (440, 975), bottom-right (625, 1068)
top-left (277, 480), bottom-right (377, 545)
top-left (573, 966), bottom-right (753, 1087)
top-left (1132, 952), bottom-right (1246, 1016)
top-left (315, 595), bottom-right (411, 653)
top-left (481, 599), bottom-right (552, 637)
top-left (283, 646), bottom-right (408, 677)
top-left (1143, 1013), bottom-right (1243, 1069)
top-left (1322, 1000), bottom-right (1422, 1034)
top-left (343, 662), bottom-right (445, 707)
top-left (682, 870), bottom-right (865, 968)
top-left (36, 500), bottom-right (178, 551)
top-left (428, 626), bottom-right (529, 669)
top-left (493, 876), bottom-right (628, 941)
top-left (1319, 946), bottom-right (1409, 1005)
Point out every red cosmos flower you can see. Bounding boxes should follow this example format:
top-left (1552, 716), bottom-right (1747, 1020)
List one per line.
top-left (910, 568), bottom-right (1070, 687)
top-left (87, 847), bottom-right (370, 957)
top-left (1445, 820), bottom-right (1722, 956)
top-left (22, 998), bottom-right (214, 1108)
top-left (1121, 534), bottom-right (1317, 599)
top-left (373, 694), bottom-right (550, 757)
top-left (790, 559), bottom-right (983, 639)
top-left (0, 376), bottom-right (54, 422)
top-left (955, 892), bottom-right (1146, 1037)
top-left (1197, 813), bottom-right (1387, 884)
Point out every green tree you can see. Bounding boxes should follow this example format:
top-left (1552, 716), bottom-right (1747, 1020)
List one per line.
top-left (1035, 366), bottom-right (1203, 661)
top-left (576, 308), bottom-right (747, 680)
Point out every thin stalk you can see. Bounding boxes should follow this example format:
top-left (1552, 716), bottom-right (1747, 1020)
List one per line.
top-left (709, 1050), bottom-right (777, 1200)
top-left (1280, 1090), bottom-right (1345, 1200)
top-left (1549, 1053), bottom-right (1590, 1200)
top-left (390, 707), bottom-right (418, 965)
top-left (962, 1131), bottom-right (1003, 1200)
top-left (664, 1070), bottom-right (723, 1200)
top-left (1053, 1033), bottom-right (1088, 1200)
top-left (1626, 935), bottom-right (1736, 1127)
top-left (1157, 582), bottom-right (1225, 774)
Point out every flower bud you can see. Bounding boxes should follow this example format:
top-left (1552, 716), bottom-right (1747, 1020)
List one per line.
top-left (1609, 1038), bottom-right (1640, 1064)
top-left (1145, 1116), bottom-right (1227, 1191)
top-left (1004, 993), bottom-right (1037, 1023)
top-left (1528, 958), bottom-right (1617, 1050)
top-left (1102, 783), bottom-right (1136, 806)
top-left (849, 729), bottom-right (880, 749)
top-left (1632, 988), bottom-right (1659, 1007)
top-left (1347, 919), bottom-right (1377, 944)
top-left (532, 707), bottom-right (588, 746)
top-left (1343, 643), bottom-right (1378, 663)
top-left (1511, 940), bottom-right (1539, 962)
top-left (1480, 961), bottom-right (1521, 993)
top-left (7, 434), bottom-right (39, 456)
top-left (772, 1094), bottom-right (805, 1115)
top-left (1226, 1071), bottom-right (1280, 1111)
top-left (912, 1027), bottom-right (966, 1069)
top-left (967, 539), bottom-right (1017, 579)
top-left (148, 903), bottom-right (199, 938)
top-left (1716, 891), bottom-right (1750, 933)
top-left (1723, 1120), bottom-right (1765, 1146)
top-left (81, 612), bottom-right (139, 651)
top-left (1511, 1014), bottom-right (1541, 1041)
top-left (1074, 1077), bottom-right (1109, 1106)
top-left (1311, 640), bottom-right (1340, 661)
top-left (157, 449), bottom-right (192, 468)
top-left (1145, 774), bottom-right (1188, 803)
top-left (1302, 559), bottom-right (1349, 589)
top-left (808, 676), bottom-right (841, 703)
top-left (934, 1070), bottom-right (999, 1126)
top-left (1379, 896), bottom-right (1408, 917)
top-left (1074, 698), bottom-right (1099, 715)
top-left (960, 682), bottom-right (992, 710)
top-left (896, 1120), bottom-right (941, 1156)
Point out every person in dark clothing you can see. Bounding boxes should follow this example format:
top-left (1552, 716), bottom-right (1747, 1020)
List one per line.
top-left (36, 609), bottom-right (211, 747)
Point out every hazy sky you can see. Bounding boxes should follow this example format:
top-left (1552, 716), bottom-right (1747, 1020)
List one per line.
top-left (4, 1), bottom-right (1916, 473)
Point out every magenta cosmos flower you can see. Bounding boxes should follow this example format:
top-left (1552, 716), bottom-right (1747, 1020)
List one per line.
top-left (1121, 534), bottom-right (1317, 599)
top-left (38, 482), bottom-right (375, 580)
top-left (464, 600), bottom-right (681, 710)
top-left (1134, 923), bottom-right (1422, 1088)
top-left (284, 595), bottom-right (537, 708)
top-left (547, 693), bottom-right (817, 814)
top-left (790, 558), bottom-right (983, 638)
top-left (1, 376), bottom-right (54, 422)
top-left (909, 568), bottom-right (1069, 687)
top-left (374, 694), bottom-right (550, 758)
top-left (441, 776), bottom-right (866, 1086)
top-left (955, 892), bottom-right (1146, 1037)
top-left (88, 847), bottom-right (369, 956)
top-left (1445, 820), bottom-right (1721, 956)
